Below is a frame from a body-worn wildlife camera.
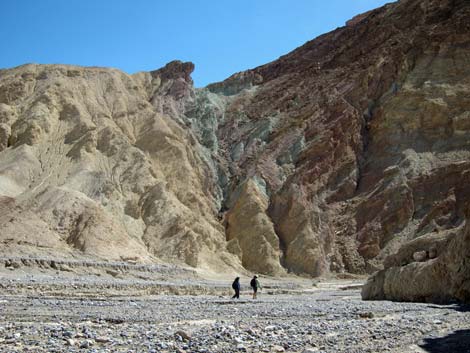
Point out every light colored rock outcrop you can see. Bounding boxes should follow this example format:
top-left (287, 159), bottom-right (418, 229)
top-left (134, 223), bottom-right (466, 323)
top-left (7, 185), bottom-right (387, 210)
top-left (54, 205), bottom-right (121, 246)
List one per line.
top-left (0, 62), bottom-right (240, 273)
top-left (225, 178), bottom-right (284, 275)
top-left (362, 213), bottom-right (470, 303)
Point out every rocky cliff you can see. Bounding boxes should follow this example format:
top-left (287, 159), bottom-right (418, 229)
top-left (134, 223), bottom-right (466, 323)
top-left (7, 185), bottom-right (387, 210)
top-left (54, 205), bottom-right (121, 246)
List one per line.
top-left (0, 61), bottom-right (241, 273)
top-left (0, 0), bottom-right (469, 294)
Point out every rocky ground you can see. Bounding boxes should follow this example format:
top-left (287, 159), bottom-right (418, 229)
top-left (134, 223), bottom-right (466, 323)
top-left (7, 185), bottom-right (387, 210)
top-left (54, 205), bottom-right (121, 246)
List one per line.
top-left (0, 262), bottom-right (469, 353)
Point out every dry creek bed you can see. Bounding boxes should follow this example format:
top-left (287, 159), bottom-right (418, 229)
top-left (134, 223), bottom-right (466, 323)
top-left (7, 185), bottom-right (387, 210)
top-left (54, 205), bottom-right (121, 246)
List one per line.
top-left (0, 265), bottom-right (469, 352)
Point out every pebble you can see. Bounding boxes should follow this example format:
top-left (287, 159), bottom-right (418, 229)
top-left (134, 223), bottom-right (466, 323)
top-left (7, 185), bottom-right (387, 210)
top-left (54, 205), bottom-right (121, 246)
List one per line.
top-left (79, 339), bottom-right (94, 348)
top-left (175, 330), bottom-right (191, 341)
top-left (264, 325), bottom-right (277, 331)
top-left (65, 338), bottom-right (76, 346)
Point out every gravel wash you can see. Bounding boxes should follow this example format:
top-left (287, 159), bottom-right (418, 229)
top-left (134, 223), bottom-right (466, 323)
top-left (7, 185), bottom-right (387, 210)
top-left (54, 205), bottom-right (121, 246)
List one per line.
top-left (1, 289), bottom-right (469, 352)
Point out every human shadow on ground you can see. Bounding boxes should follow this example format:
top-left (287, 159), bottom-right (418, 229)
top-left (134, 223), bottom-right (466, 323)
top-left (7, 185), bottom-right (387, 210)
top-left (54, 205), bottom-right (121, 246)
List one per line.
top-left (419, 329), bottom-right (470, 353)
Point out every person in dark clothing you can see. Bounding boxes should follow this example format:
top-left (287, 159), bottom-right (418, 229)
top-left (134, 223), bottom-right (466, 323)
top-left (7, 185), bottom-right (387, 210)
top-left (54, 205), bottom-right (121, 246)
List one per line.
top-left (250, 275), bottom-right (261, 299)
top-left (232, 277), bottom-right (240, 299)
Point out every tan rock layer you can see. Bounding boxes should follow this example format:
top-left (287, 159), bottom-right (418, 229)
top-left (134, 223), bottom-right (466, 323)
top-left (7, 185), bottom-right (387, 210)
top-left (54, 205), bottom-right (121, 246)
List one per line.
top-left (0, 63), bottom-right (240, 274)
top-left (362, 214), bottom-right (470, 303)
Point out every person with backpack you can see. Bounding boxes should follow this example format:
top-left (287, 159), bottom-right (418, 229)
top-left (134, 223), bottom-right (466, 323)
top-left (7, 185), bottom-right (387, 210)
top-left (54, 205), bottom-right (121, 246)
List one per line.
top-left (231, 277), bottom-right (241, 299)
top-left (250, 275), bottom-right (261, 299)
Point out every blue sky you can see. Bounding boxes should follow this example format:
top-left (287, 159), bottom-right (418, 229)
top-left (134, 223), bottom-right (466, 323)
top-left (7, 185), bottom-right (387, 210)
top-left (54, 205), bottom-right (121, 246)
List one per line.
top-left (1, 0), bottom-right (392, 87)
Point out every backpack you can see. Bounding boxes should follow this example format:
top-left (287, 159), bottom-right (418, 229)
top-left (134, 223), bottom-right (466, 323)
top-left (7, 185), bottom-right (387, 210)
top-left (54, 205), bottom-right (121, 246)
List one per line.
top-left (250, 278), bottom-right (256, 288)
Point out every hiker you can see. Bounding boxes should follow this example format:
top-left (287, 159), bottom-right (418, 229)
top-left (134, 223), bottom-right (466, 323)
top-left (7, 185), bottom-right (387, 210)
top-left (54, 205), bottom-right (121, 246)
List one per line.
top-left (231, 277), bottom-right (240, 299)
top-left (250, 275), bottom-right (261, 299)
